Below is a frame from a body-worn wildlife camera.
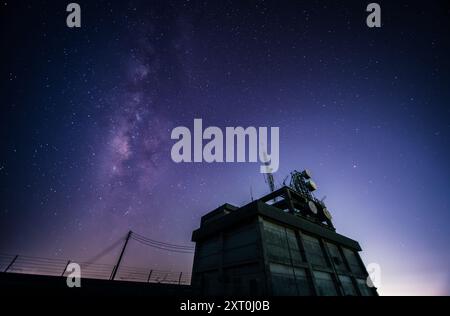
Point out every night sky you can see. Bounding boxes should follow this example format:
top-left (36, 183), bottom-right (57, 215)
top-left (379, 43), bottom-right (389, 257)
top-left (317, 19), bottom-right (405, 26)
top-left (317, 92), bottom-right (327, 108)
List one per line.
top-left (1, 0), bottom-right (450, 295)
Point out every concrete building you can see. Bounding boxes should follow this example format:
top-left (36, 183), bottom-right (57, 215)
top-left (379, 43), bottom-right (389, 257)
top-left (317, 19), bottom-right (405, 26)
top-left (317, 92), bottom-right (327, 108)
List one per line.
top-left (191, 179), bottom-right (378, 296)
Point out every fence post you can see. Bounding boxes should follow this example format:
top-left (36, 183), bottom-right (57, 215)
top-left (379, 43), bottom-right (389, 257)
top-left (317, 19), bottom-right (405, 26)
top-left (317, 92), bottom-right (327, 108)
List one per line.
top-left (147, 269), bottom-right (153, 283)
top-left (178, 272), bottom-right (183, 285)
top-left (4, 255), bottom-right (18, 273)
top-left (61, 260), bottom-right (71, 277)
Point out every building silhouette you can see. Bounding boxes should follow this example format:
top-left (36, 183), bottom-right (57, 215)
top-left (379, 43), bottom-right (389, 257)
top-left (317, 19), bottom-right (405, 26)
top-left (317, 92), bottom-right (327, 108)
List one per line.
top-left (191, 171), bottom-right (378, 296)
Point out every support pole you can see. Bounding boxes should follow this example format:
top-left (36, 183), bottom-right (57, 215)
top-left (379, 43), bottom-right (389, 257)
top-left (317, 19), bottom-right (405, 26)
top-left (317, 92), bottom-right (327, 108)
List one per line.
top-left (110, 230), bottom-right (132, 280)
top-left (285, 188), bottom-right (295, 214)
top-left (147, 269), bottom-right (153, 283)
top-left (62, 260), bottom-right (71, 277)
top-left (4, 255), bottom-right (18, 272)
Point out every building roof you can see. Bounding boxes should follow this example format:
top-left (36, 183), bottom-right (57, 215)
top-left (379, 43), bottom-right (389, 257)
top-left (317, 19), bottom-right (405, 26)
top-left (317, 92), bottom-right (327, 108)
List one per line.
top-left (192, 186), bottom-right (362, 251)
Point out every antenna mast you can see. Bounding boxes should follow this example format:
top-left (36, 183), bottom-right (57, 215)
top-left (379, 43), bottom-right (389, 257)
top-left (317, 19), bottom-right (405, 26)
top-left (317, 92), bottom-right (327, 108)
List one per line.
top-left (262, 152), bottom-right (275, 193)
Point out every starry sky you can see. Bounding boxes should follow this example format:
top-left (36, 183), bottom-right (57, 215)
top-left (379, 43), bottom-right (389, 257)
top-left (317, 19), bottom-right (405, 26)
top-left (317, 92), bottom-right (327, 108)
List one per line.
top-left (1, 0), bottom-right (450, 295)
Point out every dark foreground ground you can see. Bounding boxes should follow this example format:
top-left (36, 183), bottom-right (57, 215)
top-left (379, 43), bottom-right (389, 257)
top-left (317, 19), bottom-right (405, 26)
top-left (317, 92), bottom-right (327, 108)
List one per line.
top-left (0, 272), bottom-right (194, 296)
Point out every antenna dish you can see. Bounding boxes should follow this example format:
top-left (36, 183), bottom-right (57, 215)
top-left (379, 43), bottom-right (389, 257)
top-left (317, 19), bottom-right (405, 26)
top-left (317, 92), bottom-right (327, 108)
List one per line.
top-left (301, 169), bottom-right (312, 179)
top-left (306, 180), bottom-right (317, 191)
top-left (308, 201), bottom-right (318, 214)
top-left (323, 208), bottom-right (333, 221)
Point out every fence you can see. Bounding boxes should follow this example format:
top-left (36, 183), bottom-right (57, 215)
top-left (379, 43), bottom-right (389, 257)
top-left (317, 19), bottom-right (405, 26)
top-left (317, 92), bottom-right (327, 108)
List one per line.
top-left (0, 253), bottom-right (191, 285)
